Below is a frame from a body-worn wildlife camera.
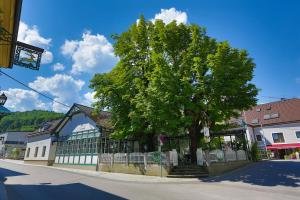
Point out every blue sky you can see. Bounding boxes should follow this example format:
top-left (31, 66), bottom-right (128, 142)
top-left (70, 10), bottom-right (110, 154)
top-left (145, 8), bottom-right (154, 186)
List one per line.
top-left (1, 0), bottom-right (300, 112)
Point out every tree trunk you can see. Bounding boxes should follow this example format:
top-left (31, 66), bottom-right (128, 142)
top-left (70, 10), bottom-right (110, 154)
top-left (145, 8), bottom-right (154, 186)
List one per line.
top-left (189, 125), bottom-right (201, 164)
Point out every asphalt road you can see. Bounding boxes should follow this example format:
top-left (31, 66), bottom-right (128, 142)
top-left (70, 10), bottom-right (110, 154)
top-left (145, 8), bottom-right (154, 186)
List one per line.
top-left (0, 160), bottom-right (299, 200)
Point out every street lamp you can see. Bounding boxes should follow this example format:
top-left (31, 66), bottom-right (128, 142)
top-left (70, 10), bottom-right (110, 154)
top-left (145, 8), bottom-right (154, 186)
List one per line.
top-left (0, 93), bottom-right (7, 106)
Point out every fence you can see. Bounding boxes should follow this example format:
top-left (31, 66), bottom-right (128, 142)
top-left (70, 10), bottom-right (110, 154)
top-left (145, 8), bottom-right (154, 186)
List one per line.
top-left (99, 151), bottom-right (174, 166)
top-left (204, 149), bottom-right (247, 165)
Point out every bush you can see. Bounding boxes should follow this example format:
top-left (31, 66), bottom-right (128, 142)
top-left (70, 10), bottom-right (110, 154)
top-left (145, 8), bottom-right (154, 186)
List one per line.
top-left (251, 142), bottom-right (259, 162)
top-left (11, 148), bottom-right (21, 159)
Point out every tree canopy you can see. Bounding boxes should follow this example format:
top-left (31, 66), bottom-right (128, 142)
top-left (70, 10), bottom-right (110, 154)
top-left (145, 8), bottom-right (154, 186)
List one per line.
top-left (0, 110), bottom-right (63, 132)
top-left (90, 16), bottom-right (258, 159)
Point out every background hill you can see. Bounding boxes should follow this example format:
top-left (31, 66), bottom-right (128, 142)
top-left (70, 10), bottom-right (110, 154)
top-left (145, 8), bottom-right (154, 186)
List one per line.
top-left (0, 110), bottom-right (64, 132)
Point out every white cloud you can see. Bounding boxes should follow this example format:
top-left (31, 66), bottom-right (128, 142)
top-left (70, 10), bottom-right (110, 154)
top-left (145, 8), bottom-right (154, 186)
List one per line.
top-left (41, 51), bottom-right (53, 64)
top-left (152, 8), bottom-right (188, 25)
top-left (3, 88), bottom-right (49, 112)
top-left (61, 31), bottom-right (118, 74)
top-left (18, 21), bottom-right (53, 64)
top-left (61, 40), bottom-right (78, 56)
top-left (29, 74), bottom-right (85, 112)
top-left (82, 91), bottom-right (97, 106)
top-left (52, 62), bottom-right (65, 71)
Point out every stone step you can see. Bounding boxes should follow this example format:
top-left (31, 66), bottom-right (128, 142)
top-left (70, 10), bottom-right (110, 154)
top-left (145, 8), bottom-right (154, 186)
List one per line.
top-left (172, 168), bottom-right (207, 172)
top-left (170, 171), bottom-right (208, 175)
top-left (167, 173), bottom-right (209, 178)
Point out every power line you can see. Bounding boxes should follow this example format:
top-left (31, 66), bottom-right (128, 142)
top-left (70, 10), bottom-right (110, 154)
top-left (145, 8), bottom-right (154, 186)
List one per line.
top-left (260, 95), bottom-right (289, 100)
top-left (0, 70), bottom-right (70, 108)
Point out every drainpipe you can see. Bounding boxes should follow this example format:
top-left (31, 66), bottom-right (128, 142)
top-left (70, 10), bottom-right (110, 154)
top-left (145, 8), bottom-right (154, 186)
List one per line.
top-left (260, 124), bottom-right (269, 159)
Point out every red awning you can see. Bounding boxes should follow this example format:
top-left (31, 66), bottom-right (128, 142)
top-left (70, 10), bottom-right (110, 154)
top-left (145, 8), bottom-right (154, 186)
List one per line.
top-left (266, 143), bottom-right (300, 150)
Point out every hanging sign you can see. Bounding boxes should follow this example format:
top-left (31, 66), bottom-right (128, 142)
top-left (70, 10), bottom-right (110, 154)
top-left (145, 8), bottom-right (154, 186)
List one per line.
top-left (0, 93), bottom-right (7, 106)
top-left (13, 41), bottom-right (44, 70)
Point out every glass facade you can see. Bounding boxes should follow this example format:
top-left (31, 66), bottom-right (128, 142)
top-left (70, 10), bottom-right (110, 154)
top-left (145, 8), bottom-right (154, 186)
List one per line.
top-left (54, 128), bottom-right (139, 166)
top-left (55, 129), bottom-right (100, 165)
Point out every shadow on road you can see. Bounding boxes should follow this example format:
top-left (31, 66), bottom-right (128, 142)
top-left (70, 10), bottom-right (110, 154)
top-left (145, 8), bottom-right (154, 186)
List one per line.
top-left (0, 167), bottom-right (126, 200)
top-left (5, 183), bottom-right (126, 200)
top-left (202, 160), bottom-right (300, 187)
top-left (0, 167), bottom-right (28, 182)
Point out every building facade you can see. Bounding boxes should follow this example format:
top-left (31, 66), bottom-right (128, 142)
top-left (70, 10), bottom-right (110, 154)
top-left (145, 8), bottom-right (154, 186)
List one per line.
top-left (53, 103), bottom-right (112, 170)
top-left (244, 98), bottom-right (300, 159)
top-left (24, 120), bottom-right (61, 165)
top-left (0, 131), bottom-right (31, 159)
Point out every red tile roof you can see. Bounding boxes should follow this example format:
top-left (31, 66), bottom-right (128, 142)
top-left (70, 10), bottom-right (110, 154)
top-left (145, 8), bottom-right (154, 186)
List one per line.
top-left (243, 98), bottom-right (300, 127)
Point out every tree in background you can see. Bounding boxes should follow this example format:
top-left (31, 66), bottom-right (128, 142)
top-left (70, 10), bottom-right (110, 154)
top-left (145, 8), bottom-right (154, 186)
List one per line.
top-left (0, 110), bottom-right (63, 132)
top-left (91, 16), bottom-right (258, 163)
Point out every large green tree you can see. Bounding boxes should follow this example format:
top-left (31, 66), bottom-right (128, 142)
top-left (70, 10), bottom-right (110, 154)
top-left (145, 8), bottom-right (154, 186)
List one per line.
top-left (90, 16), bottom-right (258, 162)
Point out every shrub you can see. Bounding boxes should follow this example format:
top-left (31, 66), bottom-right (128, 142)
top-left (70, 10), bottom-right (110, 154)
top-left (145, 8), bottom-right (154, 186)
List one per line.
top-left (251, 142), bottom-right (259, 162)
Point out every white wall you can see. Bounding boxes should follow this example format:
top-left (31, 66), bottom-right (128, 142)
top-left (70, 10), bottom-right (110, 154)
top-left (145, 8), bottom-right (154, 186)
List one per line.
top-left (252, 122), bottom-right (300, 147)
top-left (246, 127), bottom-right (255, 146)
top-left (24, 137), bottom-right (55, 161)
top-left (59, 113), bottom-right (98, 137)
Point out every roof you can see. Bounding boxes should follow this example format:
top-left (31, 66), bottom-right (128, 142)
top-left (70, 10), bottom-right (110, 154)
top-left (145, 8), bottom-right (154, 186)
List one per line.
top-left (54, 103), bottom-right (112, 134)
top-left (27, 119), bottom-right (61, 137)
top-left (244, 98), bottom-right (300, 127)
top-left (74, 104), bottom-right (112, 129)
top-left (211, 127), bottom-right (245, 136)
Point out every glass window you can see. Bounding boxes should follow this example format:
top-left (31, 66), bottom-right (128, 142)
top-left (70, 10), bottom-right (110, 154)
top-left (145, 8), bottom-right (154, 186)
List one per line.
top-left (272, 132), bottom-right (285, 143)
top-left (296, 131), bottom-right (300, 139)
top-left (26, 148), bottom-right (30, 157)
top-left (34, 147), bottom-right (39, 157)
top-left (42, 146), bottom-right (46, 157)
top-left (256, 135), bottom-right (262, 142)
top-left (252, 118), bottom-right (259, 124)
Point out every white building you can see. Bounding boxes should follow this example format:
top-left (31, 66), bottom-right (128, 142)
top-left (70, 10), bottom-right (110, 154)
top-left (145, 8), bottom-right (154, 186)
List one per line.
top-left (0, 131), bottom-right (31, 159)
top-left (244, 98), bottom-right (300, 159)
top-left (24, 119), bottom-right (61, 165)
top-left (52, 103), bottom-right (112, 170)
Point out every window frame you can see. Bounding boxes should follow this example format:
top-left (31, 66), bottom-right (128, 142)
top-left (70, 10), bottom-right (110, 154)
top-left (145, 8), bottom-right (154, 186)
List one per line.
top-left (26, 148), bottom-right (30, 157)
top-left (272, 132), bottom-right (285, 143)
top-left (34, 146), bottom-right (39, 157)
top-left (256, 134), bottom-right (262, 142)
top-left (296, 131), bottom-right (300, 139)
top-left (42, 146), bottom-right (46, 157)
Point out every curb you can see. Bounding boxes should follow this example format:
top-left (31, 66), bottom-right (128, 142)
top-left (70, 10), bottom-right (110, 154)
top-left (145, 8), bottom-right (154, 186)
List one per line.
top-left (0, 159), bottom-right (200, 184)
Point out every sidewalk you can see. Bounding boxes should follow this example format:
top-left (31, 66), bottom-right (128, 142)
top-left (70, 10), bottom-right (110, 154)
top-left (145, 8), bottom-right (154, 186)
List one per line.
top-left (0, 159), bottom-right (199, 183)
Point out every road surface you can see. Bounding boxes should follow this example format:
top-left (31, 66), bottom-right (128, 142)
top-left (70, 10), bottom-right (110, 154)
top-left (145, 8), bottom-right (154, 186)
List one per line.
top-left (0, 160), bottom-right (299, 200)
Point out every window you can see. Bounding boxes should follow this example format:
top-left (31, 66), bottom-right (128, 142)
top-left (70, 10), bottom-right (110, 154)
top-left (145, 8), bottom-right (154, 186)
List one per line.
top-left (296, 131), bottom-right (300, 139)
top-left (256, 135), bottom-right (262, 142)
top-left (42, 146), bottom-right (46, 157)
top-left (256, 108), bottom-right (261, 112)
top-left (34, 147), bottom-right (39, 157)
top-left (0, 136), bottom-right (4, 144)
top-left (270, 113), bottom-right (279, 119)
top-left (252, 118), bottom-right (259, 124)
top-left (264, 113), bottom-right (279, 120)
top-left (26, 148), bottom-right (30, 157)
top-left (272, 132), bottom-right (285, 143)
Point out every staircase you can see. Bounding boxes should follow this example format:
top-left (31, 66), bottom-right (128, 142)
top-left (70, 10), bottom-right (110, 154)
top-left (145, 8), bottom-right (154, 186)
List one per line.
top-left (167, 165), bottom-right (209, 178)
